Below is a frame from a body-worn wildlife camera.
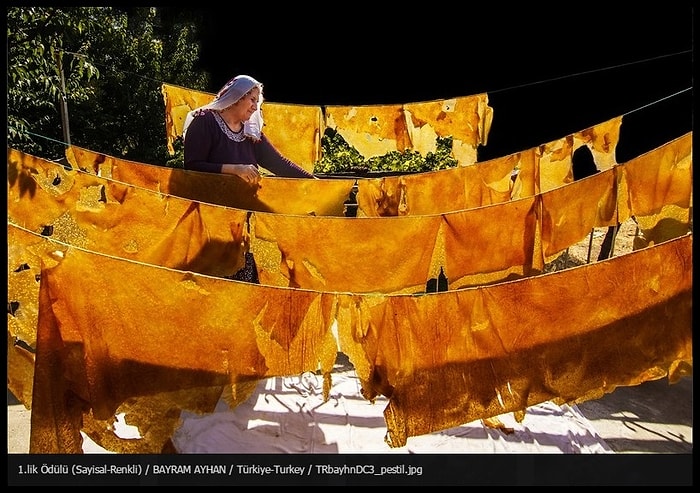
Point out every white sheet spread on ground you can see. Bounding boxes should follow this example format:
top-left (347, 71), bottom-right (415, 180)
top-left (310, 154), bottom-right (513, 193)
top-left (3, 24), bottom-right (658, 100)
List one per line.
top-left (165, 357), bottom-right (613, 454)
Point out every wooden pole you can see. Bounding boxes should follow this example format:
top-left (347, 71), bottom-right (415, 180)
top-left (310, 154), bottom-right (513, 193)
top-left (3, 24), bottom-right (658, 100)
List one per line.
top-left (56, 51), bottom-right (71, 146)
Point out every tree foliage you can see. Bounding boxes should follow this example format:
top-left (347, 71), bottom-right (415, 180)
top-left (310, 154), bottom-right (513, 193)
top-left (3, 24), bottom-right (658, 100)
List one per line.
top-left (7, 7), bottom-right (209, 164)
top-left (7, 7), bottom-right (102, 158)
top-left (313, 129), bottom-right (458, 174)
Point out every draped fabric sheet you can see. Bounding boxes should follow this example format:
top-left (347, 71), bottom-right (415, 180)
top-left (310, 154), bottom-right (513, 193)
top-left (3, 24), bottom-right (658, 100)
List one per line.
top-left (356, 153), bottom-right (522, 217)
top-left (10, 131), bottom-right (693, 293)
top-left (620, 131), bottom-right (694, 247)
top-left (6, 132), bottom-right (693, 452)
top-left (323, 95), bottom-right (493, 166)
top-left (64, 146), bottom-right (354, 217)
top-left (353, 115), bottom-right (621, 216)
top-left (9, 131), bottom-right (689, 293)
top-left (19, 224), bottom-right (691, 453)
top-left (161, 83), bottom-right (494, 169)
top-left (65, 116), bottom-right (622, 218)
top-left (260, 101), bottom-right (324, 171)
top-left (11, 149), bottom-right (537, 295)
top-left (8, 148), bottom-right (249, 278)
top-left (539, 168), bottom-right (618, 260)
top-left (402, 97), bottom-right (494, 164)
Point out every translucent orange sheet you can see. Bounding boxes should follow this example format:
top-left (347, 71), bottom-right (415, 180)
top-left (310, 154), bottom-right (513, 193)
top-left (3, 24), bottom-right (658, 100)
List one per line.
top-left (19, 224), bottom-right (691, 453)
top-left (162, 83), bottom-right (494, 169)
top-left (6, 132), bottom-right (692, 452)
top-left (64, 146), bottom-right (354, 217)
top-left (68, 116), bottom-right (622, 217)
top-left (10, 132), bottom-right (692, 295)
top-left (8, 148), bottom-right (249, 278)
top-left (324, 94), bottom-right (492, 166)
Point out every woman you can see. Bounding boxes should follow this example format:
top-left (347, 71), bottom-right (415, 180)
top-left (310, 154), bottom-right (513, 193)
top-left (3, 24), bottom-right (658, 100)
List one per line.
top-left (183, 74), bottom-right (314, 182)
top-left (183, 75), bottom-right (315, 282)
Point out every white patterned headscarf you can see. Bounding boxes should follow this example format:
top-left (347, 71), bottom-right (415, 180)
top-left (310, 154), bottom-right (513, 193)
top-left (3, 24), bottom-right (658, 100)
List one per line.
top-left (183, 75), bottom-right (264, 141)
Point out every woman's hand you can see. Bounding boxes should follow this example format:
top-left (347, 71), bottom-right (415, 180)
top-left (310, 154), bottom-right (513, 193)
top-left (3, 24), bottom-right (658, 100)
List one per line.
top-left (222, 164), bottom-right (261, 186)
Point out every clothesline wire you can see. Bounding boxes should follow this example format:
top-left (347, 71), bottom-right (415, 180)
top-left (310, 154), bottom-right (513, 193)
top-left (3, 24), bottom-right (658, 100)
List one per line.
top-left (24, 86), bottom-right (692, 154)
top-left (23, 49), bottom-right (692, 151)
top-left (60, 48), bottom-right (692, 107)
top-left (26, 131), bottom-right (67, 147)
top-left (623, 86), bottom-right (692, 116)
top-left (486, 50), bottom-right (692, 96)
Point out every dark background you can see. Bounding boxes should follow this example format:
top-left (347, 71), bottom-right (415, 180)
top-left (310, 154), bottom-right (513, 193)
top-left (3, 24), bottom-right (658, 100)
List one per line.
top-left (191, 5), bottom-right (693, 162)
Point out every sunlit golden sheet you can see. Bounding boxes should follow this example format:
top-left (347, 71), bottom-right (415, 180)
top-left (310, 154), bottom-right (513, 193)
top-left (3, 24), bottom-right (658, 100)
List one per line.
top-left (7, 132), bottom-right (692, 425)
top-left (67, 116), bottom-right (622, 217)
top-left (323, 94), bottom-right (492, 166)
top-left (403, 96), bottom-right (494, 164)
top-left (10, 132), bottom-right (692, 295)
top-left (161, 84), bottom-right (494, 170)
top-left (15, 223), bottom-right (691, 453)
top-left (64, 146), bottom-right (353, 217)
top-left (8, 149), bottom-right (249, 278)
top-left (162, 84), bottom-right (627, 201)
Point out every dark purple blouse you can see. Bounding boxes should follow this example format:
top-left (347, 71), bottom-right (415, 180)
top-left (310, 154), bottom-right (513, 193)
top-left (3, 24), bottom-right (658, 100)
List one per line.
top-left (183, 110), bottom-right (314, 178)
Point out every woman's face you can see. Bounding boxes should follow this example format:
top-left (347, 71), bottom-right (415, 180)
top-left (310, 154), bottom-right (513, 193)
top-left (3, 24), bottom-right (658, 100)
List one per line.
top-left (234, 87), bottom-right (260, 121)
